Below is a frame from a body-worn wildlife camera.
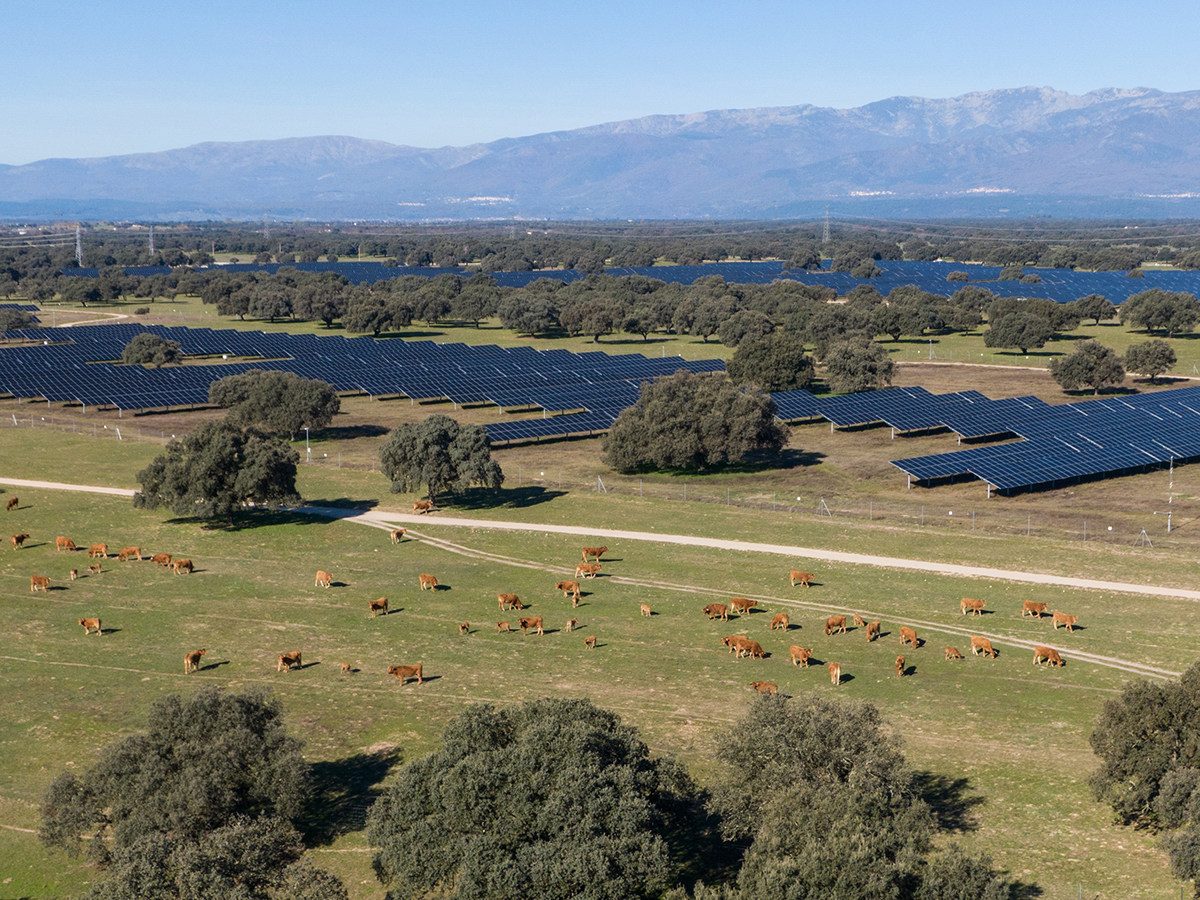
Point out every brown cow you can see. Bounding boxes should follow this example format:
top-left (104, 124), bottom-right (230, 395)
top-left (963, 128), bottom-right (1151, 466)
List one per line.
top-left (742, 640), bottom-right (766, 659)
top-left (581, 546), bottom-right (608, 563)
top-left (722, 635), bottom-right (748, 655)
top-left (555, 581), bottom-right (582, 603)
top-left (79, 617), bottom-right (102, 636)
top-left (824, 615), bottom-right (847, 636)
top-left (945, 646), bottom-right (964, 660)
top-left (518, 616), bottom-right (544, 636)
top-left (172, 558), bottom-right (193, 575)
top-left (584, 635), bottom-right (597, 650)
top-left (315, 570), bottom-right (332, 588)
top-left (387, 663), bottom-right (423, 685)
top-left (88, 563), bottom-right (102, 575)
top-left (340, 662), bottom-right (352, 674)
top-left (575, 563), bottom-right (602, 579)
top-left (30, 575), bottom-right (49, 592)
top-left (1034, 645), bottom-right (1065, 667)
top-left (496, 621), bottom-right (512, 633)
top-left (184, 649), bottom-right (207, 673)
top-left (5, 496), bottom-right (17, 511)
top-left (970, 636), bottom-right (997, 658)
top-left (852, 613), bottom-right (866, 628)
top-left (117, 546), bottom-right (141, 562)
top-left (750, 681), bottom-right (778, 695)
top-left (1052, 611), bottom-right (1079, 632)
top-left (790, 646), bottom-right (813, 667)
top-left (866, 621), bottom-right (881, 642)
top-left (419, 573), bottom-right (438, 590)
top-left (899, 626), bottom-right (919, 648)
top-left (565, 618), bottom-right (578, 632)
top-left (895, 655), bottom-right (905, 678)
top-left (56, 536), bottom-right (77, 552)
top-left (704, 603), bottom-right (729, 621)
top-left (640, 604), bottom-right (652, 617)
top-left (10, 533), bottom-right (29, 549)
top-left (459, 622), bottom-right (470, 635)
top-left (368, 597), bottom-right (389, 618)
top-left (277, 651), bottom-right (303, 672)
top-left (731, 598), bottom-right (758, 615)
top-left (960, 597), bottom-right (986, 616)
top-left (1022, 601), bottom-right (1048, 618)
top-left (770, 613), bottom-right (790, 631)
top-left (152, 552), bottom-right (172, 568)
top-left (412, 500), bottom-right (435, 514)
top-left (498, 593), bottom-right (521, 610)
top-left (69, 568), bottom-right (78, 580)
top-left (789, 570), bottom-right (813, 587)
top-left (389, 528), bottom-right (407, 544)
top-left (829, 661), bottom-right (841, 685)
top-left (88, 543), bottom-right (108, 559)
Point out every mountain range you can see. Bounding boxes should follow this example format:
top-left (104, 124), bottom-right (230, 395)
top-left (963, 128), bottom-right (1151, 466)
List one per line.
top-left (4, 86), bottom-right (1200, 220)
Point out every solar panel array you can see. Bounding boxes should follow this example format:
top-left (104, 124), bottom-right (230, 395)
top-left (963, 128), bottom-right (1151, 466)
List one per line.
top-left (0, 303), bottom-right (39, 311)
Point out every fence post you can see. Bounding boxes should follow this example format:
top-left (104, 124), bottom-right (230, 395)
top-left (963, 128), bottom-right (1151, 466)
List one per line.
top-left (921, 506), bottom-right (924, 526)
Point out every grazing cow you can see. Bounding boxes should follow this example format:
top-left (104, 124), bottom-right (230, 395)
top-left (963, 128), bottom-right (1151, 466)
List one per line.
top-left (750, 681), bottom-right (778, 695)
top-left (1052, 611), bottom-right (1079, 632)
top-left (852, 613), bottom-right (865, 628)
top-left (704, 603), bottom-right (729, 621)
top-left (731, 598), bottom-right (758, 615)
top-left (895, 655), bottom-right (905, 678)
top-left (581, 546), bottom-right (608, 563)
top-left (866, 621), bottom-right (881, 642)
top-left (496, 621), bottom-right (512, 633)
top-left (960, 597), bottom-right (986, 616)
top-left (368, 597), bottom-right (389, 618)
top-left (56, 536), bottom-right (77, 552)
top-left (184, 649), bottom-right (206, 673)
top-left (30, 575), bottom-right (49, 592)
top-left (88, 563), bottom-right (102, 575)
top-left (770, 613), bottom-right (790, 631)
top-left (824, 615), bottom-right (847, 636)
top-left (565, 618), bottom-right (578, 633)
top-left (69, 568), bottom-right (78, 580)
top-left (742, 640), bottom-right (766, 660)
top-left (722, 635), bottom-right (748, 655)
top-left (387, 663), bottom-right (423, 685)
top-left (1022, 601), bottom-right (1049, 618)
top-left (556, 581), bottom-right (582, 603)
top-left (829, 661), bottom-right (841, 685)
top-left (389, 528), bottom-right (406, 544)
top-left (459, 622), bottom-right (470, 635)
top-left (117, 546), bottom-right (141, 562)
top-left (88, 543), bottom-right (107, 559)
top-left (412, 500), bottom-right (435, 514)
top-left (584, 635), bottom-right (597, 650)
top-left (152, 553), bottom-right (172, 568)
top-left (789, 570), bottom-right (813, 587)
top-left (172, 558), bottom-right (193, 575)
top-left (498, 593), bottom-right (521, 610)
top-left (79, 617), bottom-right (102, 636)
top-left (1034, 645), bottom-right (1065, 667)
top-left (277, 651), bottom-right (303, 672)
top-left (340, 662), bottom-right (351, 674)
top-left (970, 636), bottom-right (997, 658)
top-left (419, 574), bottom-right (439, 590)
top-left (640, 604), bottom-right (652, 617)
top-left (899, 626), bottom-right (919, 648)
top-left (315, 570), bottom-right (332, 588)
top-left (518, 616), bottom-right (544, 636)
top-left (945, 646), bottom-right (964, 660)
top-left (575, 563), bottom-right (602, 579)
top-left (11, 533), bottom-right (30, 549)
top-left (790, 646), bottom-right (813, 667)
top-left (5, 496), bottom-right (17, 511)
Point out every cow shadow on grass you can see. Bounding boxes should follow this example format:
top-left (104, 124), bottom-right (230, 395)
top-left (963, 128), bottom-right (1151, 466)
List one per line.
top-left (98, 627), bottom-right (121, 636)
top-left (913, 771), bottom-right (985, 833)
top-left (301, 745), bottom-right (404, 846)
top-left (198, 660), bottom-right (229, 672)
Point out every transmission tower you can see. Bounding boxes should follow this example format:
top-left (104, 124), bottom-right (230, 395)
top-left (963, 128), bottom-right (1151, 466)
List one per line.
top-left (822, 207), bottom-right (831, 244)
top-left (75, 225), bottom-right (83, 266)
top-left (148, 224), bottom-right (155, 255)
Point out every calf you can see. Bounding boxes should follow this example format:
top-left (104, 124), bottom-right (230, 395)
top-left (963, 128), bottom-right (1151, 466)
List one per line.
top-left (314, 570), bottom-right (332, 588)
top-left (899, 626), bottom-right (919, 648)
top-left (518, 616), bottom-right (544, 636)
top-left (56, 536), bottom-right (77, 552)
top-left (79, 617), bottom-right (102, 636)
top-left (69, 568), bottom-right (78, 581)
top-left (555, 581), bottom-right (582, 604)
top-left (117, 546), bottom-right (141, 562)
top-left (790, 646), bottom-right (813, 667)
top-left (865, 621), bottom-right (881, 642)
top-left (789, 570), bottom-right (813, 587)
top-left (584, 635), bottom-right (597, 650)
top-left (1034, 645), bottom-right (1065, 667)
top-left (459, 622), bottom-right (470, 635)
top-left (498, 593), bottom-right (521, 610)
top-left (565, 618), bottom-right (578, 633)
top-left (770, 613), bottom-right (790, 631)
top-left (10, 533), bottom-right (29, 549)
top-left (5, 496), bottom-right (17, 511)
top-left (184, 649), bottom-right (207, 673)
top-left (1022, 600), bottom-right (1048, 618)
top-left (88, 543), bottom-right (108, 559)
top-left (340, 662), bottom-right (352, 674)
top-left (742, 640), bottom-right (766, 660)
top-left (970, 636), bottom-right (997, 658)
top-left (387, 663), bottom-right (423, 685)
top-left (704, 603), bottom-right (729, 621)
top-left (945, 646), bottom-right (964, 660)
top-left (852, 613), bottom-right (866, 628)
top-left (30, 575), bottom-right (49, 592)
top-left (640, 604), bottom-right (652, 617)
top-left (368, 597), bottom-right (388, 618)
top-left (412, 500), bottom-right (434, 514)
top-left (960, 597), bottom-right (986, 616)
top-left (722, 635), bottom-right (750, 655)
top-left (750, 681), bottom-right (778, 695)
top-left (1052, 611), bottom-right (1079, 632)
top-left (389, 528), bottom-right (407, 544)
top-left (152, 552), bottom-right (172, 568)
top-left (575, 563), bottom-right (602, 579)
top-left (895, 655), bottom-right (905, 678)
top-left (418, 573), bottom-right (438, 590)
top-left (277, 651), bottom-right (303, 672)
top-left (172, 558), bottom-right (193, 575)
top-left (829, 661), bottom-right (841, 685)
top-left (824, 615), bottom-right (846, 636)
top-left (581, 545), bottom-right (607, 563)
top-left (496, 621), bottom-right (512, 633)
top-left (731, 598), bottom-right (758, 615)
top-left (88, 563), bottom-right (102, 576)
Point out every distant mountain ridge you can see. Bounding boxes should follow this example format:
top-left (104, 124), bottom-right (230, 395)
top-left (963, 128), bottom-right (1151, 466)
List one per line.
top-left (4, 86), bottom-right (1200, 220)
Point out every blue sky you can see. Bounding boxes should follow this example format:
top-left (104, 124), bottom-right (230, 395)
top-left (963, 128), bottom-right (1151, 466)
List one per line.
top-left (4, 0), bottom-right (1197, 164)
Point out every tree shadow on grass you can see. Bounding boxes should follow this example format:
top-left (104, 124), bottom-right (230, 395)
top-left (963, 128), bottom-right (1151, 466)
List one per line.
top-left (913, 771), bottom-right (985, 833)
top-left (169, 508), bottom-right (370, 531)
top-left (300, 745), bottom-right (403, 846)
top-left (448, 486), bottom-right (567, 511)
top-left (320, 423), bottom-right (389, 440)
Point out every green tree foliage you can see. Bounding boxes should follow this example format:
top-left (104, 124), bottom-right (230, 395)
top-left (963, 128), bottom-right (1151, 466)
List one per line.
top-left (946, 270), bottom-right (969, 282)
top-left (997, 265), bottom-right (1024, 281)
top-left (208, 370), bottom-right (340, 439)
top-left (602, 371), bottom-right (789, 473)
top-left (497, 292), bottom-right (560, 336)
top-left (725, 333), bottom-right (814, 392)
top-left (822, 336), bottom-right (896, 392)
top-left (0, 307), bottom-right (37, 331)
top-left (342, 292), bottom-right (394, 336)
top-left (1124, 339), bottom-right (1178, 383)
top-left (378, 414), bottom-right (503, 502)
top-left (717, 309), bottom-right (774, 347)
top-left (134, 419), bottom-right (300, 525)
top-left (1121, 289), bottom-right (1200, 337)
top-left (452, 274), bottom-right (500, 326)
top-left (850, 259), bottom-right (883, 278)
top-left (121, 332), bottom-right (183, 367)
top-left (59, 277), bottom-right (103, 306)
top-left (806, 305), bottom-right (874, 355)
top-left (915, 846), bottom-right (1013, 900)
top-left (983, 313), bottom-right (1056, 353)
top-left (1075, 294), bottom-right (1117, 325)
top-left (1049, 340), bottom-right (1125, 394)
top-left (367, 698), bottom-right (697, 900)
